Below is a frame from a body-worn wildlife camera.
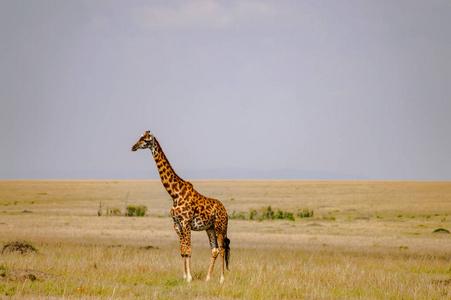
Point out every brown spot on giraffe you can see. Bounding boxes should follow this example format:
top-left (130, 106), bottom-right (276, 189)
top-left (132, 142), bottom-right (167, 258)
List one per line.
top-left (131, 131), bottom-right (230, 284)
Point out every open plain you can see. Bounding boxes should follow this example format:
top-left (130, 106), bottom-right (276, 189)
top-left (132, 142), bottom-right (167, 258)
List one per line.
top-left (0, 180), bottom-right (450, 299)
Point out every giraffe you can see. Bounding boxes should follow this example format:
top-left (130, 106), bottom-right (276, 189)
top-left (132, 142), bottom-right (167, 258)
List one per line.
top-left (132, 131), bottom-right (230, 283)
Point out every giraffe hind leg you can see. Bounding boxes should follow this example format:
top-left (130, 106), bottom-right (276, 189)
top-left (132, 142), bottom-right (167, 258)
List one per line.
top-left (218, 237), bottom-right (230, 284)
top-left (216, 216), bottom-right (229, 283)
top-left (205, 228), bottom-right (219, 281)
top-left (217, 235), bottom-right (227, 284)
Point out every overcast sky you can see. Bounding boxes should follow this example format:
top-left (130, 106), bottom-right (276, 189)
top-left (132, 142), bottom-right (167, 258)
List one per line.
top-left (1, 0), bottom-right (450, 180)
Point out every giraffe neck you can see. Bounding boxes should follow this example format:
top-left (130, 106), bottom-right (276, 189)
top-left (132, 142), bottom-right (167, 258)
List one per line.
top-left (152, 138), bottom-right (190, 199)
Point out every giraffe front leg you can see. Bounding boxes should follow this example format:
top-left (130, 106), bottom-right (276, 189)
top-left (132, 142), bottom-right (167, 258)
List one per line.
top-left (173, 218), bottom-right (190, 281)
top-left (185, 255), bottom-right (192, 282)
top-left (182, 256), bottom-right (188, 280)
top-left (182, 222), bottom-right (193, 282)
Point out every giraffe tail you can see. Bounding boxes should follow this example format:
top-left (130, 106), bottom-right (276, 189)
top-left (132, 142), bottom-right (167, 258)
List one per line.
top-left (224, 237), bottom-right (230, 270)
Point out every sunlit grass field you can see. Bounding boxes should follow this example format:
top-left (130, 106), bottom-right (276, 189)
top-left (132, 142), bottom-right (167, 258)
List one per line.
top-left (0, 180), bottom-right (450, 299)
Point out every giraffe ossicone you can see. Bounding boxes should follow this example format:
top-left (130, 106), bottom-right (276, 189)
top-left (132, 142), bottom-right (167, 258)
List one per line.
top-left (132, 131), bottom-right (230, 283)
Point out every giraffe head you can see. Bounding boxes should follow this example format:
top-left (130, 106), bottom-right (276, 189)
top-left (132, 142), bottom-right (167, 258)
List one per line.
top-left (131, 131), bottom-right (157, 152)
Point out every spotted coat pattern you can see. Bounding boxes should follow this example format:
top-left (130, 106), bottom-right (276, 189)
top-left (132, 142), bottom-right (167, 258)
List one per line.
top-left (132, 131), bottom-right (230, 283)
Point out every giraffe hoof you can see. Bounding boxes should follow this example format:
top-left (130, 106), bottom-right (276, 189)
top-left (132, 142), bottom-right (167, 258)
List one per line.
top-left (220, 277), bottom-right (225, 284)
top-left (205, 275), bottom-right (211, 282)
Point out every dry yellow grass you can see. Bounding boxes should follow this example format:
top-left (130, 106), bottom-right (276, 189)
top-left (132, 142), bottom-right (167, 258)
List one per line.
top-left (0, 180), bottom-right (450, 299)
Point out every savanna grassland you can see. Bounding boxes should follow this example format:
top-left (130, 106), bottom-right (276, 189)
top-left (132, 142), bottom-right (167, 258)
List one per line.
top-left (0, 180), bottom-right (450, 299)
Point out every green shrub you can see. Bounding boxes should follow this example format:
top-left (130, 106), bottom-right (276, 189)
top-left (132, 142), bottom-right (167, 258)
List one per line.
top-left (126, 205), bottom-right (148, 217)
top-left (283, 211), bottom-right (295, 221)
top-left (229, 211), bottom-right (246, 220)
top-left (297, 209), bottom-right (314, 218)
top-left (107, 208), bottom-right (122, 216)
top-left (260, 206), bottom-right (276, 220)
top-left (228, 206), bottom-right (313, 221)
top-left (249, 209), bottom-right (258, 220)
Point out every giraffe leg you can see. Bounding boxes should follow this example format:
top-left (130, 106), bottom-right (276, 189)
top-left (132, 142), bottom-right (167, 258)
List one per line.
top-left (181, 222), bottom-right (192, 282)
top-left (185, 256), bottom-right (192, 282)
top-left (182, 256), bottom-right (188, 280)
top-left (215, 221), bottom-right (229, 283)
top-left (214, 213), bottom-right (229, 284)
top-left (205, 228), bottom-right (219, 281)
top-left (217, 235), bottom-right (226, 284)
top-left (173, 219), bottom-right (192, 282)
top-left (206, 248), bottom-right (220, 281)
